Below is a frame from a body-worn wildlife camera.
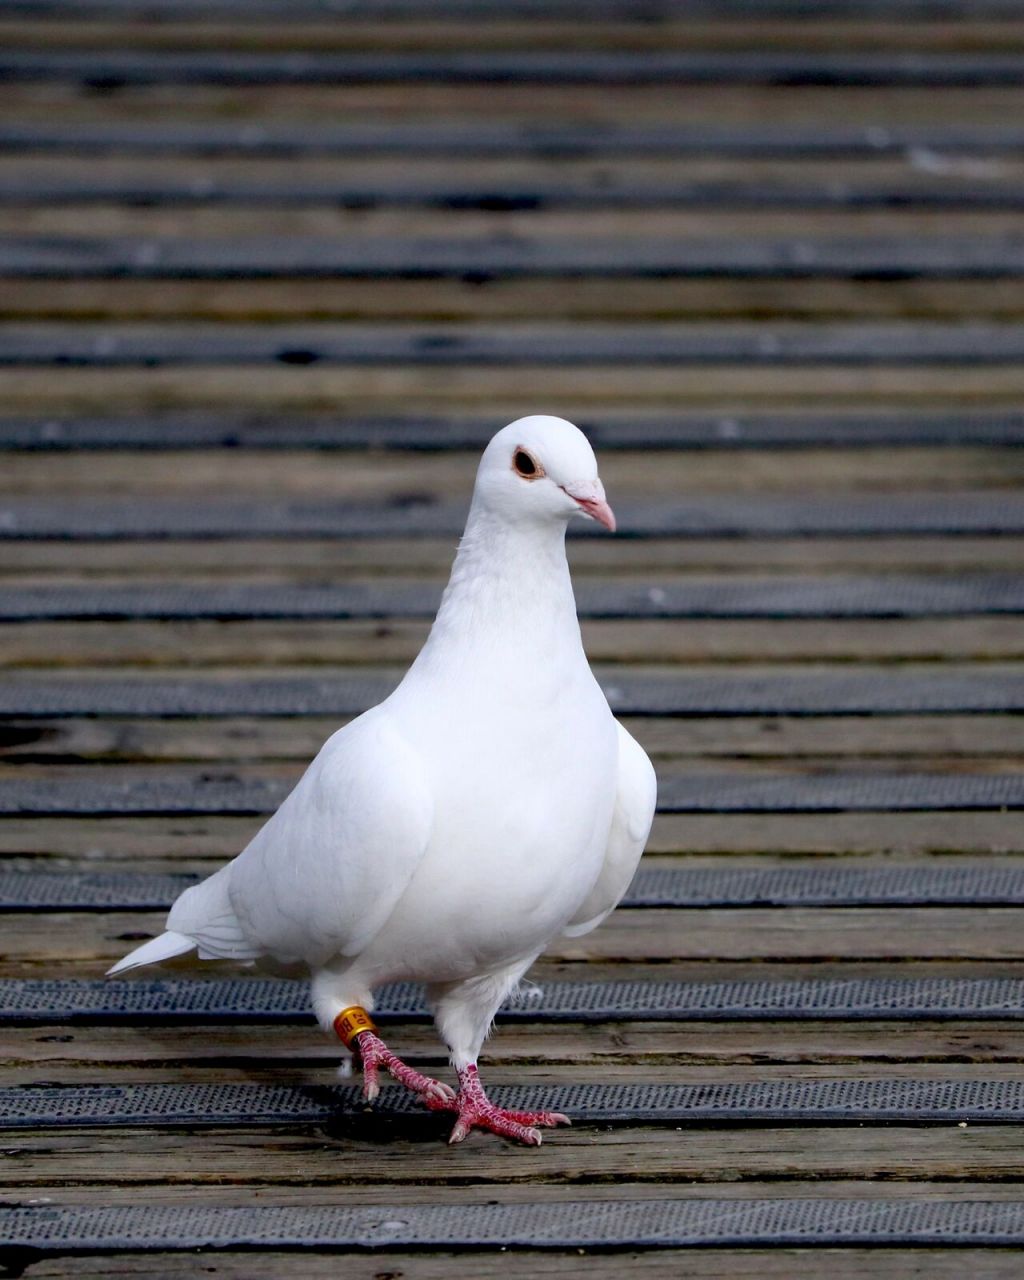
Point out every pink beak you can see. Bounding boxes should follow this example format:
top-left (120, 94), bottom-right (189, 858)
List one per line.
top-left (561, 480), bottom-right (616, 533)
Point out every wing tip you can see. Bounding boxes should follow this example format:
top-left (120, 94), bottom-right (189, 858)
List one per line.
top-left (106, 930), bottom-right (196, 977)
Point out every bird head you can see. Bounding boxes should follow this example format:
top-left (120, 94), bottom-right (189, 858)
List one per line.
top-left (473, 415), bottom-right (616, 533)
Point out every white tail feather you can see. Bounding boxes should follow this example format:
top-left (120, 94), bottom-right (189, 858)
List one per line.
top-left (106, 930), bottom-right (196, 976)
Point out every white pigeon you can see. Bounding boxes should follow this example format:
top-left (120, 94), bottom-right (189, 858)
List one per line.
top-left (109, 415), bottom-right (657, 1145)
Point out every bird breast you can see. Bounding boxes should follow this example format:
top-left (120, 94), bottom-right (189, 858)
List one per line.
top-left (364, 682), bottom-right (619, 982)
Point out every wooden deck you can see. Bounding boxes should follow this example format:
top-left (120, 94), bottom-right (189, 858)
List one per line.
top-left (2, 0), bottom-right (1024, 1274)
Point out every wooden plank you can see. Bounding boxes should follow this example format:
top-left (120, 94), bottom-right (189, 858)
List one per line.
top-left (5, 83), bottom-right (1024, 130)
top-left (10, 199), bottom-right (1024, 229)
top-left (5, 278), bottom-right (1024, 322)
top-left (8, 19), bottom-right (1024, 55)
top-left (5, 811), bottom-right (1022, 860)
top-left (1, 448), bottom-right (1021, 498)
top-left (1, 714), bottom-right (1019, 764)
top-left (6, 617), bottom-right (1024, 669)
top-left (13, 1248), bottom-right (1024, 1280)
top-left (3, 1125), bottom-right (1022, 1186)
top-left (6, 365), bottom-right (1024, 413)
top-left (4, 537), bottom-right (1023, 575)
top-left (9, 1018), bottom-right (1024, 1067)
top-left (9, 907), bottom-right (1024, 968)
top-left (16, 1177), bottom-right (1024, 1206)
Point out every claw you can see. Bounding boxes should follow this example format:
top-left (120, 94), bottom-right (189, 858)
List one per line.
top-left (424, 1079), bottom-right (457, 1104)
top-left (348, 1029), bottom-right (453, 1108)
top-left (436, 1063), bottom-right (567, 1147)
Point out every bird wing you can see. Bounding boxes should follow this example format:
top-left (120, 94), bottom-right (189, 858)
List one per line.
top-left (167, 706), bottom-right (434, 969)
top-left (562, 720), bottom-right (657, 939)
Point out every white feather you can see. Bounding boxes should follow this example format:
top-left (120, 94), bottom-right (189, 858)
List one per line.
top-left (107, 416), bottom-right (657, 1070)
top-left (106, 930), bottom-right (195, 975)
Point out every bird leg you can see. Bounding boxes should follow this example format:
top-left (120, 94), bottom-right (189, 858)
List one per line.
top-left (425, 1063), bottom-right (571, 1146)
top-left (334, 1006), bottom-right (455, 1106)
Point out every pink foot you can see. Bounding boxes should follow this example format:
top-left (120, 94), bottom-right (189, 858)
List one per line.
top-left (426, 1063), bottom-right (571, 1146)
top-left (353, 1029), bottom-right (456, 1107)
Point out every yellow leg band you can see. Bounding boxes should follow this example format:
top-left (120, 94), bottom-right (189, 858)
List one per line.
top-left (333, 1005), bottom-right (377, 1050)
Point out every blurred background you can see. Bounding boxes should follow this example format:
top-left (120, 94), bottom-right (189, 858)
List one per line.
top-left (3, 0), bottom-right (1024, 1270)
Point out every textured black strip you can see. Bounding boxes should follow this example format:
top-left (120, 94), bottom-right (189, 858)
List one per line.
top-left (629, 860), bottom-right (1024, 905)
top-left (3, 492), bottom-right (1024, 539)
top-left (4, 121), bottom-right (1024, 158)
top-left (3, 1079), bottom-right (1022, 1129)
top-left (7, 1198), bottom-right (1024, 1250)
top-left (0, 871), bottom-right (199, 910)
top-left (6, 174), bottom-right (1023, 210)
top-left (5, 976), bottom-right (1024, 1024)
top-left (4, 50), bottom-right (1024, 88)
top-left (5, 860), bottom-right (1024, 910)
top-left (657, 773), bottom-right (1024, 813)
top-left (4, 235), bottom-right (1023, 279)
top-left (1, 671), bottom-right (1021, 717)
top-left (7, 0), bottom-right (1024, 16)
top-left (2, 772), bottom-right (1023, 815)
top-left (8, 323), bottom-right (1024, 367)
top-left (9, 0), bottom-right (1024, 16)
top-left (2, 577), bottom-right (1022, 621)
top-left (1, 413), bottom-right (1023, 452)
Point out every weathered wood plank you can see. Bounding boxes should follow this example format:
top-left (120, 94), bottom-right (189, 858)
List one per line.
top-left (5, 537), bottom-right (1024, 576)
top-left (1, 448), bottom-right (1021, 497)
top-left (15, 1247), bottom-right (1024, 1280)
top-left (5, 82), bottom-right (1024, 130)
top-left (6, 278), bottom-right (1024, 321)
top-left (4, 811), bottom-right (1023, 860)
top-left (17, 1178), bottom-right (1024, 1207)
top-left (6, 617), bottom-right (1024, 669)
top-left (1, 714), bottom-right (1019, 764)
top-left (8, 19), bottom-right (1024, 55)
top-left (3, 1125), bottom-right (1021, 1186)
top-left (6, 366), bottom-right (1024, 413)
top-left (8, 1018), bottom-right (1024, 1068)
top-left (8, 907), bottom-right (1024, 969)
top-left (10, 205), bottom-right (1024, 235)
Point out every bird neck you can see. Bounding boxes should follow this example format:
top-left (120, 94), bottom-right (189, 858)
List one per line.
top-left (415, 502), bottom-right (583, 674)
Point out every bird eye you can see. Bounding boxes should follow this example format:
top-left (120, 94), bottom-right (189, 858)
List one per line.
top-left (512, 448), bottom-right (542, 479)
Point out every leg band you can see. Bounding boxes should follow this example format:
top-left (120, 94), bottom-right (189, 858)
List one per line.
top-left (333, 1005), bottom-right (377, 1049)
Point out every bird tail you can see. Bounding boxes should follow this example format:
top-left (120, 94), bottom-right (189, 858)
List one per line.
top-left (106, 930), bottom-right (196, 976)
